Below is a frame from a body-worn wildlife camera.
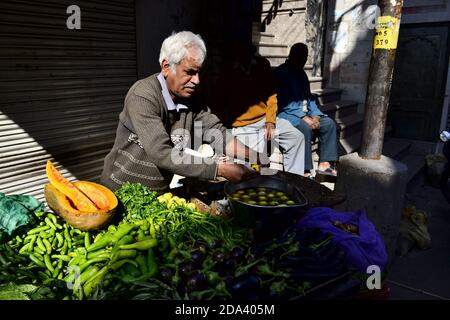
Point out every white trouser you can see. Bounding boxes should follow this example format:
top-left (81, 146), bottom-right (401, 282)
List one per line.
top-left (232, 117), bottom-right (305, 176)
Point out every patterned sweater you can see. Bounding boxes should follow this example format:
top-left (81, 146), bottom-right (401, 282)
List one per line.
top-left (101, 73), bottom-right (227, 191)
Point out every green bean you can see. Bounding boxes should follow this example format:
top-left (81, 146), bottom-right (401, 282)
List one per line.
top-left (36, 237), bottom-right (46, 252)
top-left (33, 246), bottom-right (45, 255)
top-left (27, 225), bottom-right (50, 235)
top-left (56, 233), bottom-right (64, 247)
top-left (52, 267), bottom-right (60, 278)
top-left (29, 254), bottom-right (45, 268)
top-left (42, 238), bottom-right (52, 254)
top-left (84, 233), bottom-right (91, 248)
top-left (45, 217), bottom-right (57, 230)
top-left (38, 231), bottom-right (53, 239)
top-left (19, 243), bottom-right (32, 255)
top-left (15, 235), bottom-right (23, 243)
top-left (44, 254), bottom-right (54, 272)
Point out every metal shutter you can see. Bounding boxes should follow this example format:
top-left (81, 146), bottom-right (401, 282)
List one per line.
top-left (0, 0), bottom-right (137, 202)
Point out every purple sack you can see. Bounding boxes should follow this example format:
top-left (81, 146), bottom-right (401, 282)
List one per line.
top-left (296, 207), bottom-right (388, 273)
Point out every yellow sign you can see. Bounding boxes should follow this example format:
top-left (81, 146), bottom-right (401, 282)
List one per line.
top-left (373, 16), bottom-right (400, 50)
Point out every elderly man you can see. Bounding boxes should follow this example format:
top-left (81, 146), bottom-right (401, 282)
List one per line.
top-left (101, 31), bottom-right (261, 191)
top-left (274, 42), bottom-right (338, 177)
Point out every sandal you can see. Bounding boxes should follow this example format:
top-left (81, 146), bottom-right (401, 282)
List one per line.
top-left (316, 165), bottom-right (337, 177)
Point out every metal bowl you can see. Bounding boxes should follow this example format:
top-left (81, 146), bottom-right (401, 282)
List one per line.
top-left (224, 175), bottom-right (309, 242)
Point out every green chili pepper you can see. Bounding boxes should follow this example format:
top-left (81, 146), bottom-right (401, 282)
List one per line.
top-left (135, 255), bottom-right (148, 275)
top-left (79, 256), bottom-right (110, 273)
top-left (79, 265), bottom-right (99, 285)
top-left (149, 219), bottom-right (156, 239)
top-left (119, 239), bottom-right (157, 251)
top-left (83, 266), bottom-right (109, 298)
top-left (108, 259), bottom-right (138, 271)
top-left (86, 235), bottom-right (111, 253)
top-left (111, 249), bottom-right (137, 262)
top-left (51, 254), bottom-right (71, 262)
top-left (86, 249), bottom-right (110, 260)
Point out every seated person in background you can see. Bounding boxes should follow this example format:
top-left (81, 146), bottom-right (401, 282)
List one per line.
top-left (274, 42), bottom-right (338, 177)
top-left (101, 31), bottom-right (264, 192)
top-left (213, 38), bottom-right (305, 176)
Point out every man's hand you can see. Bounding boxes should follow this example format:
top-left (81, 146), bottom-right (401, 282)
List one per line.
top-left (264, 122), bottom-right (275, 140)
top-left (217, 163), bottom-right (258, 183)
top-left (303, 116), bottom-right (320, 130)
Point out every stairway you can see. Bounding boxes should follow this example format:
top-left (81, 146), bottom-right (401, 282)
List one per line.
top-left (253, 28), bottom-right (430, 189)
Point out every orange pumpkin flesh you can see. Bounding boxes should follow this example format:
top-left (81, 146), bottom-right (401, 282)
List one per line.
top-left (44, 160), bottom-right (118, 230)
top-left (44, 183), bottom-right (117, 231)
top-left (45, 160), bottom-right (98, 213)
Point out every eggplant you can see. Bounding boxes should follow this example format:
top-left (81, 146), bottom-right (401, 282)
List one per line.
top-left (186, 270), bottom-right (207, 291)
top-left (159, 267), bottom-right (173, 282)
top-left (190, 250), bottom-right (205, 267)
top-left (231, 247), bottom-right (245, 263)
top-left (212, 250), bottom-right (226, 263)
top-left (193, 240), bottom-right (208, 254)
top-left (227, 275), bottom-right (262, 294)
top-left (179, 261), bottom-right (195, 277)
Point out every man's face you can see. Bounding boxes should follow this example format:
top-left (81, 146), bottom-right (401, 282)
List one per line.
top-left (162, 48), bottom-right (202, 100)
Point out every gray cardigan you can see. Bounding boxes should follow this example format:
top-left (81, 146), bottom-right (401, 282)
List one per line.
top-left (100, 73), bottom-right (227, 191)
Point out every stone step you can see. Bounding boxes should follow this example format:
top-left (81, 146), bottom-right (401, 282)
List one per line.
top-left (382, 138), bottom-right (412, 160)
top-left (312, 88), bottom-right (343, 105)
top-left (262, 0), bottom-right (306, 15)
top-left (264, 55), bottom-right (288, 67)
top-left (320, 100), bottom-right (358, 119)
top-left (256, 42), bottom-right (288, 56)
top-left (401, 154), bottom-right (426, 183)
top-left (334, 113), bottom-right (364, 139)
top-left (255, 32), bottom-right (275, 44)
top-left (337, 125), bottom-right (393, 155)
top-left (309, 76), bottom-right (325, 90)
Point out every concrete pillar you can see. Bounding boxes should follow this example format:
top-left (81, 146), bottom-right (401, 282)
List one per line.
top-left (334, 152), bottom-right (408, 259)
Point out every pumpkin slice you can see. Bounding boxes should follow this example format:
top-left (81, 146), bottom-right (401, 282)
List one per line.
top-left (45, 160), bottom-right (98, 213)
top-left (44, 183), bottom-right (117, 231)
top-left (73, 181), bottom-right (117, 213)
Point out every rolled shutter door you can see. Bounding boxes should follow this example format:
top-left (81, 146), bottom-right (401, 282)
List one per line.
top-left (0, 0), bottom-right (137, 201)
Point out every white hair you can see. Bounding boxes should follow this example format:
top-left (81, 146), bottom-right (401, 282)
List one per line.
top-left (159, 31), bottom-right (207, 74)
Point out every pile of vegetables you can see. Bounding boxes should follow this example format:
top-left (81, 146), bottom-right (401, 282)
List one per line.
top-left (0, 181), bottom-right (354, 300)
